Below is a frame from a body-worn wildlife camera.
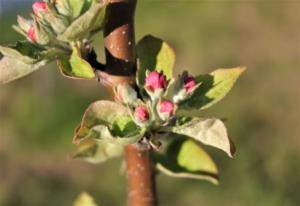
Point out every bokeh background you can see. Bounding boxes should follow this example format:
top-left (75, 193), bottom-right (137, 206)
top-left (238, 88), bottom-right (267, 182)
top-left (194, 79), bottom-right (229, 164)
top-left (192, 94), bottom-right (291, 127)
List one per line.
top-left (1, 0), bottom-right (300, 205)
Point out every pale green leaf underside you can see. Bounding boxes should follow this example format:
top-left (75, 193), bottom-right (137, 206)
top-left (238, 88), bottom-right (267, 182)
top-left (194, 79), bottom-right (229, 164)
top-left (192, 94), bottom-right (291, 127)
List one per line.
top-left (73, 139), bottom-right (123, 164)
top-left (181, 67), bottom-right (246, 110)
top-left (171, 118), bottom-right (235, 157)
top-left (58, 2), bottom-right (107, 41)
top-left (137, 35), bottom-right (175, 86)
top-left (156, 138), bottom-right (219, 185)
top-left (0, 57), bottom-right (47, 85)
top-left (73, 192), bottom-right (98, 206)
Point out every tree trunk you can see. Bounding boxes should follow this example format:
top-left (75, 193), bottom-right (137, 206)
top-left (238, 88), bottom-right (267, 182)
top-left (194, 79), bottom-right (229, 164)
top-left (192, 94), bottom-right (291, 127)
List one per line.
top-left (101, 0), bottom-right (157, 205)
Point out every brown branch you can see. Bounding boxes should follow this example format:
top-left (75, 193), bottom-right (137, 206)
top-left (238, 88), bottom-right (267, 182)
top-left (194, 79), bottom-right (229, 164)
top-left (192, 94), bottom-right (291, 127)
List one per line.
top-left (101, 0), bottom-right (157, 205)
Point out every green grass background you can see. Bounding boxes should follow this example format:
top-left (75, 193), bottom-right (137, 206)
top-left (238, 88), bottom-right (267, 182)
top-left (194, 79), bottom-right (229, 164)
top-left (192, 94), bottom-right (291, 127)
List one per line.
top-left (0, 1), bottom-right (300, 206)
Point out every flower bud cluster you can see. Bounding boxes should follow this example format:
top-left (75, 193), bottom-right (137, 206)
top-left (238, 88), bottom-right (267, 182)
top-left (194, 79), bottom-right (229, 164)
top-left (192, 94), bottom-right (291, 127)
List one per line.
top-left (117, 69), bottom-right (199, 128)
top-left (15, 0), bottom-right (93, 46)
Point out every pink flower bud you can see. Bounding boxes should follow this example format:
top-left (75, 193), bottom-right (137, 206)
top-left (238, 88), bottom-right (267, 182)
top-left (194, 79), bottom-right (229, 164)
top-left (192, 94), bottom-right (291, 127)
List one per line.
top-left (157, 100), bottom-right (175, 120)
top-left (145, 71), bottom-right (168, 92)
top-left (33, 2), bottom-right (48, 16)
top-left (183, 74), bottom-right (197, 93)
top-left (134, 106), bottom-right (150, 122)
top-left (27, 26), bottom-right (36, 43)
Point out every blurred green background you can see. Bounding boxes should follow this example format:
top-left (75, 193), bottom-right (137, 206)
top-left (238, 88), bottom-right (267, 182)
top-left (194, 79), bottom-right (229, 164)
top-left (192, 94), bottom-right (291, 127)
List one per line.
top-left (1, 1), bottom-right (300, 206)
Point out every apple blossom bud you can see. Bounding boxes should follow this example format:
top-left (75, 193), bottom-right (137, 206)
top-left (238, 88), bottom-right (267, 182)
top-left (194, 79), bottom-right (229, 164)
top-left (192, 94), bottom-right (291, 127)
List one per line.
top-left (145, 70), bottom-right (168, 99)
top-left (173, 71), bottom-right (199, 103)
top-left (27, 26), bottom-right (36, 43)
top-left (134, 106), bottom-right (150, 124)
top-left (115, 83), bottom-right (137, 105)
top-left (33, 2), bottom-right (48, 16)
top-left (157, 100), bottom-right (176, 121)
top-left (183, 73), bottom-right (197, 93)
top-left (31, 19), bottom-right (50, 45)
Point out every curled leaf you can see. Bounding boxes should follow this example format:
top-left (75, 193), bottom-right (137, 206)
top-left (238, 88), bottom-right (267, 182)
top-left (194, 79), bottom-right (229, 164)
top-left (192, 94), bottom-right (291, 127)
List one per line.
top-left (73, 139), bottom-right (123, 164)
top-left (61, 47), bottom-right (95, 79)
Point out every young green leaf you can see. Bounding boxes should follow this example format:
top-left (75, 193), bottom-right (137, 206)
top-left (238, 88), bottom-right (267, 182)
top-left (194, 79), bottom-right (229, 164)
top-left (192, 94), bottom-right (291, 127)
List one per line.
top-left (170, 118), bottom-right (235, 157)
top-left (73, 139), bottom-right (123, 164)
top-left (180, 67), bottom-right (246, 110)
top-left (68, 0), bottom-right (86, 18)
top-left (73, 101), bottom-right (144, 145)
top-left (58, 2), bottom-right (107, 41)
top-left (0, 57), bottom-right (47, 85)
top-left (155, 138), bottom-right (219, 185)
top-left (69, 46), bottom-right (95, 78)
top-left (137, 35), bottom-right (175, 87)
top-left (73, 192), bottom-right (98, 206)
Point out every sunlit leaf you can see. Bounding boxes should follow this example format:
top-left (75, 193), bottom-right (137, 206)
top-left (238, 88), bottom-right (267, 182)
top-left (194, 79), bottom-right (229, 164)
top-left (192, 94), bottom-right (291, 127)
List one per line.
top-left (73, 139), bottom-right (123, 164)
top-left (155, 138), bottom-right (219, 184)
top-left (180, 67), bottom-right (246, 110)
top-left (73, 192), bottom-right (98, 206)
top-left (137, 35), bottom-right (175, 87)
top-left (0, 57), bottom-right (47, 85)
top-left (69, 0), bottom-right (86, 18)
top-left (59, 2), bottom-right (107, 41)
top-left (69, 46), bottom-right (95, 79)
top-left (170, 118), bottom-right (235, 157)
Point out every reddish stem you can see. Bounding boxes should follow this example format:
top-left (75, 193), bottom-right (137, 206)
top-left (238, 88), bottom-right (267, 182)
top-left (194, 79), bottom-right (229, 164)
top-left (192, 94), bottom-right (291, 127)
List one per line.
top-left (101, 0), bottom-right (157, 205)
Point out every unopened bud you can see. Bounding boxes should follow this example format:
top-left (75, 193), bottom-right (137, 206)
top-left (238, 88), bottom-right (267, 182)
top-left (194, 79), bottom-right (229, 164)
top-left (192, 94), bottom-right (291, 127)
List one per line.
top-left (134, 106), bottom-right (150, 125)
top-left (157, 100), bottom-right (176, 121)
top-left (173, 71), bottom-right (199, 103)
top-left (144, 70), bottom-right (168, 99)
top-left (27, 26), bottom-right (36, 43)
top-left (32, 19), bottom-right (50, 45)
top-left (32, 1), bottom-right (49, 17)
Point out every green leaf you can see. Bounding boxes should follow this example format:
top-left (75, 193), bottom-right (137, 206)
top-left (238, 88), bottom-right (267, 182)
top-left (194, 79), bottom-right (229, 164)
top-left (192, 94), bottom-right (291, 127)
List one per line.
top-left (155, 138), bottom-right (219, 185)
top-left (73, 192), bottom-right (98, 206)
top-left (0, 57), bottom-right (47, 85)
top-left (73, 139), bottom-right (123, 164)
top-left (137, 35), bottom-right (175, 86)
top-left (69, 0), bottom-right (86, 18)
top-left (180, 67), bottom-right (245, 110)
top-left (58, 2), bottom-right (107, 41)
top-left (170, 118), bottom-right (235, 157)
top-left (0, 41), bottom-right (45, 64)
top-left (69, 46), bottom-right (95, 79)
top-left (73, 101), bottom-right (143, 145)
